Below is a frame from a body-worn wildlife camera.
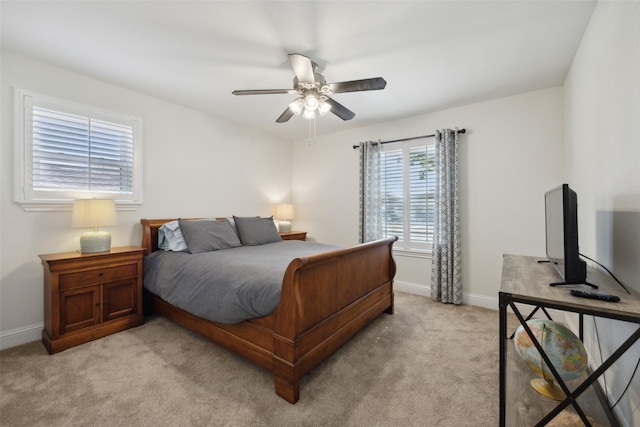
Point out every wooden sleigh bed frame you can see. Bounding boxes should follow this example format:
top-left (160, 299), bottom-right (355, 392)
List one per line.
top-left (141, 218), bottom-right (397, 403)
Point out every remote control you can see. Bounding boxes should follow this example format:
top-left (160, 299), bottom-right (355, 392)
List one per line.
top-left (570, 290), bottom-right (620, 302)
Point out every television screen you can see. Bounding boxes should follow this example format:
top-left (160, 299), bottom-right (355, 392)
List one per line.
top-left (545, 187), bottom-right (565, 270)
top-left (545, 184), bottom-right (587, 285)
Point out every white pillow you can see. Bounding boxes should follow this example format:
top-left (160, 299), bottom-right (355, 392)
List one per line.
top-left (158, 220), bottom-right (188, 251)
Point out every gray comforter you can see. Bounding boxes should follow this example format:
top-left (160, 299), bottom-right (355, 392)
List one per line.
top-left (143, 240), bottom-right (339, 324)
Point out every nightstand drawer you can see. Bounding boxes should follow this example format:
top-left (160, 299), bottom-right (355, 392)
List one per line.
top-left (279, 231), bottom-right (307, 241)
top-left (60, 263), bottom-right (138, 290)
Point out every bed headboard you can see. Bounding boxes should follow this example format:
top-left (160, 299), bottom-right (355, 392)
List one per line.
top-left (140, 218), bottom-right (175, 255)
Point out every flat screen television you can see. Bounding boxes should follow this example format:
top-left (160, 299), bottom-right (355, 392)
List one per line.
top-left (544, 184), bottom-right (591, 287)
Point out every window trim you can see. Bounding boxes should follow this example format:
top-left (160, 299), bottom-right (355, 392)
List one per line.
top-left (14, 89), bottom-right (143, 212)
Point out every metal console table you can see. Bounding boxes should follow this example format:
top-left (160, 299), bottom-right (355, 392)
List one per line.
top-left (499, 254), bottom-right (640, 426)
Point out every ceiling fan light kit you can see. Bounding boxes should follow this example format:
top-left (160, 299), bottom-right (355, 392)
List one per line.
top-left (288, 93), bottom-right (331, 120)
top-left (232, 53), bottom-right (387, 139)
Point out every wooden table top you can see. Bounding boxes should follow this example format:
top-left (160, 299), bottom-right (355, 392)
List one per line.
top-left (500, 254), bottom-right (640, 321)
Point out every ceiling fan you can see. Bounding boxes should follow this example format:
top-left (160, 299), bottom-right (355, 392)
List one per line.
top-left (232, 53), bottom-right (386, 123)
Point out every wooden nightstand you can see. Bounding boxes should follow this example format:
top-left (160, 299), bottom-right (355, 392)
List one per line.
top-left (279, 231), bottom-right (307, 241)
top-left (39, 245), bottom-right (145, 354)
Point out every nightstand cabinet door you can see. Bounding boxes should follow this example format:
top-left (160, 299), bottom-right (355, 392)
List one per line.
top-left (40, 246), bottom-right (145, 354)
top-left (59, 286), bottom-right (100, 334)
top-left (102, 278), bottom-right (137, 322)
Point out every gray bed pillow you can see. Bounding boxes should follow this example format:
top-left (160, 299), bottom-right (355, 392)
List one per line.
top-left (178, 219), bottom-right (243, 253)
top-left (233, 216), bottom-right (282, 246)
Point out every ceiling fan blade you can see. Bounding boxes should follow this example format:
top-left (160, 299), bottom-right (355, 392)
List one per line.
top-left (232, 89), bottom-right (295, 95)
top-left (288, 53), bottom-right (316, 84)
top-left (276, 107), bottom-right (294, 123)
top-left (325, 97), bottom-right (355, 121)
top-left (328, 77), bottom-right (387, 93)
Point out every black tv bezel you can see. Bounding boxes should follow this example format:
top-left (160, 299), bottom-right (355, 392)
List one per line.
top-left (544, 184), bottom-right (587, 285)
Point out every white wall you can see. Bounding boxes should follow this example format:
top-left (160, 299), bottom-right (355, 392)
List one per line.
top-left (0, 50), bottom-right (293, 348)
top-left (563, 2), bottom-right (640, 426)
top-left (292, 87), bottom-right (565, 307)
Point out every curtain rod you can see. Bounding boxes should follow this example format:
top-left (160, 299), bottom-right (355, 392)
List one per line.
top-left (351, 128), bottom-right (466, 149)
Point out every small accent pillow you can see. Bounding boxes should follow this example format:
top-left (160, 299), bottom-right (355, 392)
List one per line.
top-left (158, 220), bottom-right (188, 251)
top-left (233, 216), bottom-right (282, 246)
top-left (178, 219), bottom-right (243, 253)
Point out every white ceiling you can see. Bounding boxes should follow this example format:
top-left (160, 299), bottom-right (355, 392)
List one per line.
top-left (1, 0), bottom-right (597, 141)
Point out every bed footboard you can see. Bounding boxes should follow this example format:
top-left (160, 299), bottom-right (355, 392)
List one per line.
top-left (271, 236), bottom-right (397, 403)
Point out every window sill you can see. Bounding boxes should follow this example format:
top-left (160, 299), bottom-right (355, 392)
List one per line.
top-left (16, 200), bottom-right (142, 212)
top-left (392, 248), bottom-right (432, 259)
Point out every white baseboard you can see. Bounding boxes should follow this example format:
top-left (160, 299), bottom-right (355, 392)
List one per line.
top-left (0, 323), bottom-right (43, 350)
top-left (463, 292), bottom-right (499, 310)
top-left (395, 280), bottom-right (501, 310)
top-left (394, 281), bottom-right (568, 324)
top-left (394, 280), bottom-right (430, 297)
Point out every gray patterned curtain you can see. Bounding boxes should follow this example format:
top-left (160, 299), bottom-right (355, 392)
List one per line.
top-left (431, 129), bottom-right (462, 304)
top-left (358, 141), bottom-right (382, 243)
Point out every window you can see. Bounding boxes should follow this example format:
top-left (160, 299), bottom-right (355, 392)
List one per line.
top-left (15, 89), bottom-right (143, 211)
top-left (381, 140), bottom-right (435, 252)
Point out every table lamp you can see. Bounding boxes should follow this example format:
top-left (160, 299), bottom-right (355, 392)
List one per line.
top-left (275, 203), bottom-right (294, 233)
top-left (72, 199), bottom-right (117, 253)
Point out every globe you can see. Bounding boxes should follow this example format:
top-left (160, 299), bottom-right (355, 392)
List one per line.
top-left (513, 319), bottom-right (588, 400)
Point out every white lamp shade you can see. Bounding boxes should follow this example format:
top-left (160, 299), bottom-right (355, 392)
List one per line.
top-left (318, 99), bottom-right (332, 116)
top-left (289, 98), bottom-right (304, 115)
top-left (302, 109), bottom-right (316, 120)
top-left (303, 94), bottom-right (319, 111)
top-left (275, 204), bottom-right (294, 220)
top-left (72, 199), bottom-right (117, 229)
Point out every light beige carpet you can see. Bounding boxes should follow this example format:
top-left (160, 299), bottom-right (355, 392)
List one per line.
top-left (1, 292), bottom-right (507, 426)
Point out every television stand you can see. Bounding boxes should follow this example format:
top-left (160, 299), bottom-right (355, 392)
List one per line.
top-left (549, 281), bottom-right (599, 289)
top-left (499, 254), bottom-right (640, 426)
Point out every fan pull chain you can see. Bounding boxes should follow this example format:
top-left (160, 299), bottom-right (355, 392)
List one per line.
top-left (309, 116), bottom-right (317, 145)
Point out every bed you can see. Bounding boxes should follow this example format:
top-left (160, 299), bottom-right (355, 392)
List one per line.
top-left (141, 217), bottom-right (397, 403)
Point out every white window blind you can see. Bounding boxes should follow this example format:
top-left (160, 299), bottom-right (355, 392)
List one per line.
top-left (15, 89), bottom-right (143, 211)
top-left (32, 107), bottom-right (134, 193)
top-left (381, 148), bottom-right (404, 240)
top-left (381, 140), bottom-right (435, 251)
